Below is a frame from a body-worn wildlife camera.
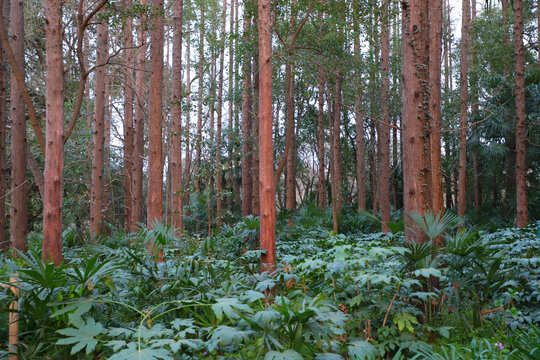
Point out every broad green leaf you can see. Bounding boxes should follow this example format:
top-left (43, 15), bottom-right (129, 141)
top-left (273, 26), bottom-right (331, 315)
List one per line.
top-left (212, 297), bottom-right (253, 321)
top-left (209, 325), bottom-right (253, 348)
top-left (315, 353), bottom-right (346, 360)
top-left (348, 339), bottom-right (376, 359)
top-left (413, 268), bottom-right (442, 278)
top-left (264, 349), bottom-right (304, 360)
top-left (108, 343), bottom-right (172, 360)
top-left (240, 290), bottom-right (265, 303)
top-left (56, 317), bottom-right (103, 355)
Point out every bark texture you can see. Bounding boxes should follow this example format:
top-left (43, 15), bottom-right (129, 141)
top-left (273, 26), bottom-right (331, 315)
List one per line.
top-left (258, 0), bottom-right (276, 271)
top-left (0, 0), bottom-right (8, 249)
top-left (43, 0), bottom-right (64, 264)
top-left (123, 0), bottom-right (134, 231)
top-left (147, 0), bottom-right (164, 224)
top-left (317, 67), bottom-right (326, 209)
top-left (9, 0), bottom-right (27, 251)
top-left (457, 0), bottom-right (469, 218)
top-left (379, 0), bottom-right (390, 232)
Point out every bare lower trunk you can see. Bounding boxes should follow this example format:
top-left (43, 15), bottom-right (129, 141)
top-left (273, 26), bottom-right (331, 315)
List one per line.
top-left (333, 72), bottom-right (343, 226)
top-left (457, 0), bottom-right (469, 218)
top-left (131, 0), bottom-right (147, 231)
top-left (10, 0), bottom-right (27, 251)
top-left (147, 0), bottom-right (164, 224)
top-left (43, 0), bottom-right (64, 264)
top-left (195, 8), bottom-right (205, 194)
top-left (89, 13), bottom-right (108, 239)
top-left (0, 0), bottom-right (8, 249)
top-left (284, 62), bottom-right (296, 210)
top-left (241, 15), bottom-right (253, 216)
top-left (252, 51), bottom-right (260, 217)
top-left (514, 0), bottom-right (528, 227)
top-left (258, 0), bottom-right (276, 271)
top-left (123, 0), bottom-right (134, 231)
top-left (316, 67), bottom-right (326, 208)
top-left (171, 0), bottom-right (184, 230)
top-left (216, 0), bottom-right (227, 228)
top-left (379, 0), bottom-right (390, 232)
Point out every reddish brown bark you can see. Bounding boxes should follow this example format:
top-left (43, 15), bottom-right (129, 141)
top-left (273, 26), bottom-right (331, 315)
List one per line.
top-left (147, 0), bottom-right (164, 224)
top-left (216, 0), bottom-right (227, 228)
top-left (379, 0), bottom-right (390, 232)
top-left (131, 0), bottom-right (147, 231)
top-left (316, 67), bottom-right (326, 209)
top-left (0, 0), bottom-right (7, 249)
top-left (514, 0), bottom-right (528, 227)
top-left (457, 0), bottom-right (469, 218)
top-left (429, 0), bottom-right (444, 219)
top-left (252, 51), bottom-right (260, 217)
top-left (258, 0), bottom-right (276, 271)
top-left (195, 8), bottom-right (204, 194)
top-left (284, 62), bottom-right (296, 210)
top-left (401, 0), bottom-right (431, 243)
top-left (89, 13), bottom-right (108, 239)
top-left (183, 16), bottom-right (192, 210)
top-left (171, 0), bottom-right (184, 230)
top-left (9, 0), bottom-right (27, 252)
top-left (43, 0), bottom-right (64, 264)
top-left (241, 14), bottom-right (253, 217)
top-left (123, 0), bottom-right (134, 231)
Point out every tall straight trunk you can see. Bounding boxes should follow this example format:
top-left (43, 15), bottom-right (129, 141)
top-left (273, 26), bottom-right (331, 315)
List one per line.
top-left (228, 0), bottom-right (234, 208)
top-left (9, 0), bottom-right (26, 251)
top-left (131, 0), bottom-right (147, 231)
top-left (284, 62), bottom-right (296, 210)
top-left (123, 0), bottom-right (134, 231)
top-left (443, 0), bottom-right (453, 209)
top-left (354, 35), bottom-right (365, 212)
top-left (316, 67), bottom-right (326, 208)
top-left (216, 0), bottom-right (227, 228)
top-left (457, 0), bottom-right (469, 218)
top-left (183, 14), bottom-right (191, 210)
top-left (378, 0), bottom-right (390, 232)
top-left (195, 8), bottom-right (204, 194)
top-left (0, 0), bottom-right (7, 249)
top-left (147, 0), bottom-right (164, 224)
top-left (401, 0), bottom-right (431, 243)
top-left (171, 0), bottom-right (183, 230)
top-left (514, 0), bottom-right (527, 227)
top-left (333, 72), bottom-right (343, 226)
top-left (470, 0), bottom-right (480, 211)
top-left (252, 50), bottom-right (260, 217)
top-left (43, 0), bottom-right (64, 264)
top-left (429, 0), bottom-right (444, 218)
top-left (258, 0), bottom-right (276, 270)
top-left (329, 97), bottom-right (337, 232)
top-left (241, 15), bottom-right (253, 216)
top-left (90, 14), bottom-right (108, 239)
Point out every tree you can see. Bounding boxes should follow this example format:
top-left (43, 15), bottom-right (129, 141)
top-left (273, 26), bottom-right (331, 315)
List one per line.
top-left (0, 0), bottom-right (7, 249)
top-left (147, 0), bottom-right (164, 224)
top-left (89, 11), bottom-right (108, 239)
top-left (10, 0), bottom-right (27, 251)
top-left (170, 0), bottom-right (184, 230)
top-left (258, 0), bottom-right (276, 270)
top-left (131, 0), bottom-right (147, 231)
top-left (123, 0), bottom-right (134, 231)
top-left (43, 0), bottom-right (64, 264)
top-left (457, 0), bottom-right (469, 218)
top-left (241, 12), bottom-right (253, 217)
top-left (317, 66), bottom-right (327, 209)
top-left (216, 0), bottom-right (227, 228)
top-left (514, 0), bottom-right (527, 227)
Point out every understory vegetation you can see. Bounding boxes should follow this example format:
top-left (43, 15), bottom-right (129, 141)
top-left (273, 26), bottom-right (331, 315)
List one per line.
top-left (1, 208), bottom-right (538, 359)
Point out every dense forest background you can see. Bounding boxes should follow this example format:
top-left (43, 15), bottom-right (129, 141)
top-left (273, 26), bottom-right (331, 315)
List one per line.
top-left (0, 0), bottom-right (539, 358)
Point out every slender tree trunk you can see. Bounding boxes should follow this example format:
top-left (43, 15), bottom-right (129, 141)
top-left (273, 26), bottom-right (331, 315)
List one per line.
top-left (131, 0), bottom-right (147, 231)
top-left (228, 0), bottom-right (234, 210)
top-left (333, 72), bottom-right (343, 227)
top-left (0, 0), bottom-right (7, 249)
top-left (258, 0), bottom-right (275, 271)
top-left (147, 0), bottom-right (164, 224)
top-left (379, 0), bottom-right (390, 232)
top-left (514, 0), bottom-right (528, 227)
top-left (123, 0), bottom-right (134, 231)
top-left (195, 8), bottom-right (205, 194)
top-left (241, 14), bottom-right (253, 216)
top-left (171, 0), bottom-right (184, 230)
top-left (252, 50), bottom-right (260, 217)
top-left (9, 0), bottom-right (26, 251)
top-left (353, 34), bottom-right (365, 212)
top-left (401, 0), bottom-right (431, 243)
top-left (429, 0), bottom-right (444, 219)
top-left (470, 0), bottom-right (481, 212)
top-left (89, 12), bottom-right (108, 239)
top-left (43, 0), bottom-right (64, 264)
top-left (457, 0), bottom-right (469, 218)
top-left (328, 97), bottom-right (337, 231)
top-left (284, 62), bottom-right (296, 210)
top-left (316, 67), bottom-right (326, 209)
top-left (443, 0), bottom-right (453, 209)
top-left (216, 0), bottom-right (227, 228)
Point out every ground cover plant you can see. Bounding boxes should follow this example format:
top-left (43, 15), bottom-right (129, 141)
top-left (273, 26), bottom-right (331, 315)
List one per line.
top-left (1, 209), bottom-right (538, 359)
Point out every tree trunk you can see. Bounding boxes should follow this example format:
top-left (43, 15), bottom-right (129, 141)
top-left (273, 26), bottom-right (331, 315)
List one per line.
top-left (354, 34), bottom-right (365, 212)
top-left (171, 0), bottom-right (184, 230)
top-left (131, 0), bottom-right (147, 231)
top-left (241, 14), bottom-right (253, 216)
top-left (379, 0), bottom-right (390, 232)
top-left (401, 0), bottom-right (431, 243)
top-left (183, 15), bottom-right (192, 211)
top-left (252, 50), bottom-right (260, 217)
top-left (89, 12), bottom-right (108, 240)
top-left (195, 8), bottom-right (205, 194)
top-left (43, 0), bottom-right (64, 264)
top-left (284, 62), bottom-right (296, 210)
top-left (123, 0), bottom-right (134, 231)
top-left (258, 0), bottom-right (276, 271)
top-left (316, 67), bottom-right (326, 209)
top-left (0, 0), bottom-right (8, 249)
top-left (333, 72), bottom-right (343, 227)
top-left (228, 0), bottom-right (235, 210)
top-left (9, 0), bottom-right (27, 251)
top-left (147, 0), bottom-right (164, 224)
top-left (514, 0), bottom-right (528, 227)
top-left (457, 0), bottom-right (469, 218)
top-left (215, 0), bottom-right (226, 229)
